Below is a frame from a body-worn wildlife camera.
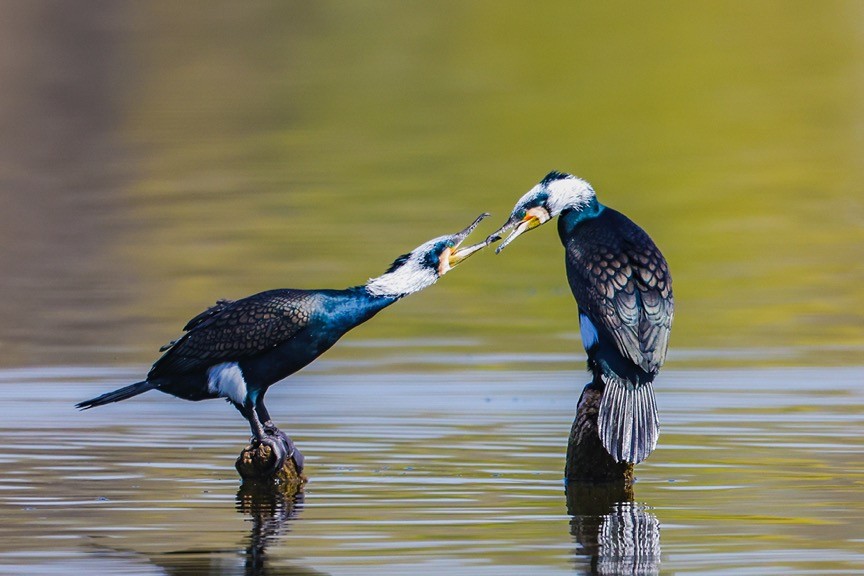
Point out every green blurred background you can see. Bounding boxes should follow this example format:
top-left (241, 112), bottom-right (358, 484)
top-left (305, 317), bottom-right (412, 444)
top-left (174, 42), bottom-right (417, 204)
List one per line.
top-left (1, 1), bottom-right (862, 368)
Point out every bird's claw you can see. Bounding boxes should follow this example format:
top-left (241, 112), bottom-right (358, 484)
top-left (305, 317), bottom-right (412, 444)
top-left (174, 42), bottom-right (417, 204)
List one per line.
top-left (253, 435), bottom-right (287, 476)
top-left (263, 424), bottom-right (305, 473)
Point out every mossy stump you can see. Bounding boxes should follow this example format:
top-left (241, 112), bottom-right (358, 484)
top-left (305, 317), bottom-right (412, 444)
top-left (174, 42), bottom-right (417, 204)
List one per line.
top-left (235, 443), bottom-right (307, 489)
top-left (565, 382), bottom-right (634, 487)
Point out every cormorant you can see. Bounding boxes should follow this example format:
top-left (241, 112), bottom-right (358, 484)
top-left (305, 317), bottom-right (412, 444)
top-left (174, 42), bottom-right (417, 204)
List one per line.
top-left (77, 213), bottom-right (491, 474)
top-left (487, 172), bottom-right (673, 464)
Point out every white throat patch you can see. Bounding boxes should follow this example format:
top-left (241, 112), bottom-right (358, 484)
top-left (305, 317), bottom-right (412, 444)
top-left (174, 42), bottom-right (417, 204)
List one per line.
top-left (365, 238), bottom-right (444, 298)
top-left (365, 260), bottom-right (439, 298)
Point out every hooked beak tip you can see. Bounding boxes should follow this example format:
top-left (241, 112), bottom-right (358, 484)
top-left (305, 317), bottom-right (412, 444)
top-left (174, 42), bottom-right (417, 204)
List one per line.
top-left (492, 216), bottom-right (538, 254)
top-left (485, 220), bottom-right (516, 247)
top-left (456, 212), bottom-right (491, 242)
top-left (485, 219), bottom-right (518, 253)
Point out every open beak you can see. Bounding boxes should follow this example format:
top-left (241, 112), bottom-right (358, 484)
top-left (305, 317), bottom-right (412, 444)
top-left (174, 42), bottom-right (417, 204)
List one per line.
top-left (447, 212), bottom-right (491, 268)
top-left (486, 213), bottom-right (543, 254)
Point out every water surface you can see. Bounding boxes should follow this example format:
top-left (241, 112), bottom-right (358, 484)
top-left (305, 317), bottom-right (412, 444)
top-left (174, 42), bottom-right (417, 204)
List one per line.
top-left (1, 362), bottom-right (862, 574)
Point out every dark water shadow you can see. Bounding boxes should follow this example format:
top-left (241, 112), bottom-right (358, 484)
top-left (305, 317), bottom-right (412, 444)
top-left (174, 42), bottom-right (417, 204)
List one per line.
top-left (93, 482), bottom-right (322, 576)
top-left (232, 481), bottom-right (314, 576)
top-left (153, 481), bottom-right (321, 576)
top-left (566, 481), bottom-right (661, 575)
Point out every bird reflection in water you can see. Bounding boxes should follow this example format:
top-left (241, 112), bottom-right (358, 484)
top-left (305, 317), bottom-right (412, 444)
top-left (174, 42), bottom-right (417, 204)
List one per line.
top-left (118, 481), bottom-right (318, 576)
top-left (567, 481), bottom-right (660, 576)
top-left (235, 480), bottom-right (308, 576)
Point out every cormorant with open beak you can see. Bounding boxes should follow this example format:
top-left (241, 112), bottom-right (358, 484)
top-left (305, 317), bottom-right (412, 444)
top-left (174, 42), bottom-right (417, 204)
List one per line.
top-left (78, 213), bottom-right (491, 475)
top-left (488, 172), bottom-right (673, 465)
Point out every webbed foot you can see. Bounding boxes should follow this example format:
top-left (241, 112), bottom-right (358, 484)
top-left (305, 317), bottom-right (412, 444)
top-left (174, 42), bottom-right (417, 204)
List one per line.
top-left (264, 423), bottom-right (305, 473)
top-left (252, 435), bottom-right (286, 476)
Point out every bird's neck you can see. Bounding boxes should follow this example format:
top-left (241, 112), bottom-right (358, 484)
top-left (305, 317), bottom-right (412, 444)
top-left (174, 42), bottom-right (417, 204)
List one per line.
top-left (558, 197), bottom-right (604, 239)
top-left (319, 287), bottom-right (399, 332)
top-left (363, 266), bottom-right (438, 299)
top-left (316, 265), bottom-right (437, 331)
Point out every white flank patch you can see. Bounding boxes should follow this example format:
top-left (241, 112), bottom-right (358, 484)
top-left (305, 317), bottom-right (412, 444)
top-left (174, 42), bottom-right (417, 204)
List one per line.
top-left (579, 313), bottom-right (599, 351)
top-left (207, 362), bottom-right (248, 405)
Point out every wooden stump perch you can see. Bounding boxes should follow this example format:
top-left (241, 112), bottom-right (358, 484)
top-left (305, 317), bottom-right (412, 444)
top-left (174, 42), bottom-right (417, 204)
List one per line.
top-left (235, 443), bottom-right (307, 488)
top-left (565, 382), bottom-right (634, 487)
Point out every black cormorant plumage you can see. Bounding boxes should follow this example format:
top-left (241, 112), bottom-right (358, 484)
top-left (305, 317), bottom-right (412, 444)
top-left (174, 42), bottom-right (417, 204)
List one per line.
top-left (487, 171), bottom-right (673, 464)
top-left (77, 213), bottom-right (490, 474)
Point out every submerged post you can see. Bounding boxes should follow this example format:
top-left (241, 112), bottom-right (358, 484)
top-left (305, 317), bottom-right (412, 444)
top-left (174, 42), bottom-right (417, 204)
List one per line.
top-left (565, 381), bottom-right (634, 486)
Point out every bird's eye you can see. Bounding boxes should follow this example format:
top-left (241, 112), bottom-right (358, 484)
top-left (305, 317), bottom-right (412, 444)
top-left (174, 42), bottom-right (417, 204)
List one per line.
top-left (516, 209), bottom-right (526, 220)
top-left (446, 241), bottom-right (455, 249)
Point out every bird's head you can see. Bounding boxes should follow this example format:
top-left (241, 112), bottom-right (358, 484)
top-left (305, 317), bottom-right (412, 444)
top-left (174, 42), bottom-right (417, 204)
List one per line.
top-left (486, 171), bottom-right (595, 253)
top-left (366, 212), bottom-right (491, 298)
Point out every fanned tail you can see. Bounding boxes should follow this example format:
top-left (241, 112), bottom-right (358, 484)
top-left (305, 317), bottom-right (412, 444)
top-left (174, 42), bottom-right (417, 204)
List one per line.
top-left (597, 374), bottom-right (658, 464)
top-left (75, 380), bottom-right (157, 410)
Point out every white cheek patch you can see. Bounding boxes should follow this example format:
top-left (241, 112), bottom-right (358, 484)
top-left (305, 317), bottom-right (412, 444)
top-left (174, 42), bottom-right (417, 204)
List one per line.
top-left (526, 206), bottom-right (551, 225)
top-left (579, 313), bottom-right (599, 351)
top-left (207, 362), bottom-right (248, 405)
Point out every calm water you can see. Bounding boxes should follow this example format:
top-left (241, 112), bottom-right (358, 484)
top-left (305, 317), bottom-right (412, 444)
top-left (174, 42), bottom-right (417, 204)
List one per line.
top-left (1, 2), bottom-right (863, 575)
top-left (1, 362), bottom-right (863, 575)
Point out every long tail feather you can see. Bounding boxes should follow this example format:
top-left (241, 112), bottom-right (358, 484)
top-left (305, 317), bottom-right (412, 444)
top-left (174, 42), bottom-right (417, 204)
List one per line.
top-left (75, 380), bottom-right (156, 410)
top-left (597, 375), bottom-right (659, 464)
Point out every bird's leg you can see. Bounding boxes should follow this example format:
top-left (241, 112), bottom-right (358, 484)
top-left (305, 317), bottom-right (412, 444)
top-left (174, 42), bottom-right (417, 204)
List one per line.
top-left (236, 401), bottom-right (286, 476)
top-left (255, 397), bottom-right (304, 472)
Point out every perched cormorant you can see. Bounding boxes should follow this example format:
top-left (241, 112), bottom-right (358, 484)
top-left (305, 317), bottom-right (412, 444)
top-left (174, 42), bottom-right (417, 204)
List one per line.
top-left (77, 213), bottom-right (491, 474)
top-left (487, 172), bottom-right (673, 464)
